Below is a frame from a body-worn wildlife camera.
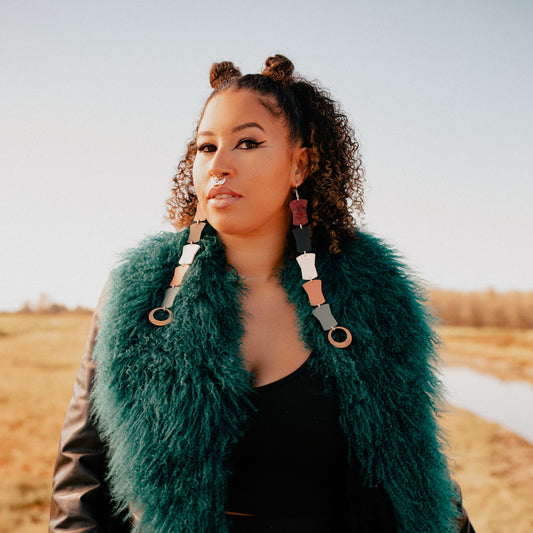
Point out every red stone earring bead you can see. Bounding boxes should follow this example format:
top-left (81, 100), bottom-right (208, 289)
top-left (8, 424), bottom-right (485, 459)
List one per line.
top-left (289, 199), bottom-right (308, 226)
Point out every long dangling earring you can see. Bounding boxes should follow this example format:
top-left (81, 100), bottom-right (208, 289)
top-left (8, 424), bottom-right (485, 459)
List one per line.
top-left (148, 202), bottom-right (207, 326)
top-left (289, 188), bottom-right (352, 349)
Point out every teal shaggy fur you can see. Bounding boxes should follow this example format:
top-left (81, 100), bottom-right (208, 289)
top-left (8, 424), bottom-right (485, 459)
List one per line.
top-left (92, 225), bottom-right (461, 532)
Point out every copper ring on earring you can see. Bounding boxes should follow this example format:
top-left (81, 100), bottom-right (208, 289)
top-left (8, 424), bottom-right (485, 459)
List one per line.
top-left (328, 326), bottom-right (352, 348)
top-left (148, 307), bottom-right (173, 326)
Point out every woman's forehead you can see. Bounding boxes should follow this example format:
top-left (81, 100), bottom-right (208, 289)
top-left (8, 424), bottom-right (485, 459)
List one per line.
top-left (199, 89), bottom-right (282, 132)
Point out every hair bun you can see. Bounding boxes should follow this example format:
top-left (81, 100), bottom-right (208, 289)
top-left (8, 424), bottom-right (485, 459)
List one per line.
top-left (209, 61), bottom-right (241, 89)
top-left (262, 54), bottom-right (295, 85)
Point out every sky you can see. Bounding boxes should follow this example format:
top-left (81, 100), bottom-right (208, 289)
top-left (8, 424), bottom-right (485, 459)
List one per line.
top-left (1, 0), bottom-right (532, 311)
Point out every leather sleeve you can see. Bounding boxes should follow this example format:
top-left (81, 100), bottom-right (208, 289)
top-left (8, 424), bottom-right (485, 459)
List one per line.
top-left (49, 287), bottom-right (130, 532)
top-left (460, 514), bottom-right (476, 533)
top-left (453, 480), bottom-right (476, 533)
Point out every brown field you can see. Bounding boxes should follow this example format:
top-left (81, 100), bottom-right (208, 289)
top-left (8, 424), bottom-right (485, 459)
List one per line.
top-left (1, 313), bottom-right (532, 532)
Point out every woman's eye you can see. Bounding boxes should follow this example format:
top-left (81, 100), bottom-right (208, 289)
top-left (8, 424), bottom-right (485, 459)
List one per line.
top-left (197, 139), bottom-right (265, 152)
top-left (237, 139), bottom-right (264, 150)
top-left (197, 143), bottom-right (216, 153)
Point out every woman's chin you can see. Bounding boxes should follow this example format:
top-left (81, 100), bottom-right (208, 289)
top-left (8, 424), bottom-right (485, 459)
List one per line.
top-left (206, 207), bottom-right (290, 239)
top-left (207, 216), bottom-right (250, 237)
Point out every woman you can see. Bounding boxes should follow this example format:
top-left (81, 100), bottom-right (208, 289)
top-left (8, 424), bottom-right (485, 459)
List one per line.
top-left (50, 55), bottom-right (474, 532)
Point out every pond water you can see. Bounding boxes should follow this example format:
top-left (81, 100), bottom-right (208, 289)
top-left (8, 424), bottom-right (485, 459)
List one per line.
top-left (441, 366), bottom-right (533, 444)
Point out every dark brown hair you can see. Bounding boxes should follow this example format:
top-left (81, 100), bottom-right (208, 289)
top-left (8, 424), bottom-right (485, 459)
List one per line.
top-left (167, 54), bottom-right (364, 253)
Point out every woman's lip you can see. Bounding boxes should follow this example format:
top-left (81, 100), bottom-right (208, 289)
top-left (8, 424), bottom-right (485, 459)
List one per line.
top-left (207, 196), bottom-right (241, 208)
top-left (207, 186), bottom-right (240, 199)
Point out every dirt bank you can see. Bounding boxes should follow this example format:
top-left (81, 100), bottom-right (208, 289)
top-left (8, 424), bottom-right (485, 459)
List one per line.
top-left (442, 407), bottom-right (533, 532)
top-left (438, 326), bottom-right (533, 385)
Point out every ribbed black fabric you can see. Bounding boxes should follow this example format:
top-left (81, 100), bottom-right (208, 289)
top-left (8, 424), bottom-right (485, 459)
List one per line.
top-left (225, 352), bottom-right (351, 532)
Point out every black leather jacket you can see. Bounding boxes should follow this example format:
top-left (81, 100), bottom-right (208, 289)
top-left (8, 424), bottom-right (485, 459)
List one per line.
top-left (49, 297), bottom-right (131, 532)
top-left (49, 302), bottom-right (474, 532)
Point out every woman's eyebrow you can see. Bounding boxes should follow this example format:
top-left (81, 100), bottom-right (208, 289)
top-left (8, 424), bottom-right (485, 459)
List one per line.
top-left (198, 122), bottom-right (265, 137)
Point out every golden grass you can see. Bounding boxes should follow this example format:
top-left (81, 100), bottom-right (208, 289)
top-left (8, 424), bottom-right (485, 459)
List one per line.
top-left (0, 313), bottom-right (93, 533)
top-left (1, 314), bottom-right (532, 532)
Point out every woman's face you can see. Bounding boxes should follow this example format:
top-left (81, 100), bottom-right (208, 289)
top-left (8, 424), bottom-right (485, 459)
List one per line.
top-left (193, 88), bottom-right (307, 237)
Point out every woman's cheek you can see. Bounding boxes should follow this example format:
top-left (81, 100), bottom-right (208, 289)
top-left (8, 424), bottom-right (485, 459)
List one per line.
top-left (192, 161), bottom-right (202, 195)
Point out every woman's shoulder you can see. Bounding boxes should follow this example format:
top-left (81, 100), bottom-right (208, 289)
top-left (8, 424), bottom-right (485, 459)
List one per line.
top-left (110, 229), bottom-right (188, 275)
top-left (97, 230), bottom-right (191, 335)
top-left (122, 229), bottom-right (188, 262)
top-left (333, 228), bottom-right (418, 286)
top-left (330, 228), bottom-right (432, 326)
top-left (342, 228), bottom-right (404, 262)
top-left (333, 232), bottom-right (438, 369)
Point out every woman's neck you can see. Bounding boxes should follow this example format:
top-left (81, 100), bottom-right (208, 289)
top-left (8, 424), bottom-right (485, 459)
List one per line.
top-left (217, 225), bottom-right (289, 286)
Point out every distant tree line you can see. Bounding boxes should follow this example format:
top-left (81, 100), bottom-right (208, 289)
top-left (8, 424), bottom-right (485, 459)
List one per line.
top-left (429, 289), bottom-right (533, 329)
top-left (17, 293), bottom-right (93, 314)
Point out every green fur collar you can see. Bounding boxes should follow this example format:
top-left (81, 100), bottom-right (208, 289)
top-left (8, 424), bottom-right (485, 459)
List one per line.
top-left (92, 225), bottom-right (460, 532)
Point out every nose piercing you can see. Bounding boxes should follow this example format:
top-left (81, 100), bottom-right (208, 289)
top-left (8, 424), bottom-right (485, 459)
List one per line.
top-left (210, 174), bottom-right (226, 186)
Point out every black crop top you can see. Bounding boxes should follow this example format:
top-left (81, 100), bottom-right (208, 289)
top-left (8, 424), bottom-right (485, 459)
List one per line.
top-left (225, 352), bottom-right (351, 531)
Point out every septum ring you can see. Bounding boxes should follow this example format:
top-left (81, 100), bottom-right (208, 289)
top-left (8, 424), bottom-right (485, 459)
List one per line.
top-left (211, 174), bottom-right (226, 186)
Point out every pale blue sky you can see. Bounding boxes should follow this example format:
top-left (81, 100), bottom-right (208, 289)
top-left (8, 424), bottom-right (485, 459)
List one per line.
top-left (1, 0), bottom-right (532, 311)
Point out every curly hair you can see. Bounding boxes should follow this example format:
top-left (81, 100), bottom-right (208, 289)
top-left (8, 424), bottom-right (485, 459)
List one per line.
top-left (166, 54), bottom-right (364, 254)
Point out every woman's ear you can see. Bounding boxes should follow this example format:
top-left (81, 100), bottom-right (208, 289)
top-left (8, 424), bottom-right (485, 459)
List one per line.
top-left (292, 146), bottom-right (309, 188)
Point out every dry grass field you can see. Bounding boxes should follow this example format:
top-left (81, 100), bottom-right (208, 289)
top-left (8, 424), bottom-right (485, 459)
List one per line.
top-left (0, 313), bottom-right (93, 533)
top-left (1, 313), bottom-right (532, 532)
top-left (430, 289), bottom-right (533, 329)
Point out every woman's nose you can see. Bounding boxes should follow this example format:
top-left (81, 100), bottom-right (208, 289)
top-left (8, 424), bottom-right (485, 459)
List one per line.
top-left (208, 145), bottom-right (233, 176)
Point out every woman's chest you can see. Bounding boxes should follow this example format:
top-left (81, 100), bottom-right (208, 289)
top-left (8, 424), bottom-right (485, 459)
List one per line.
top-left (238, 282), bottom-right (311, 387)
